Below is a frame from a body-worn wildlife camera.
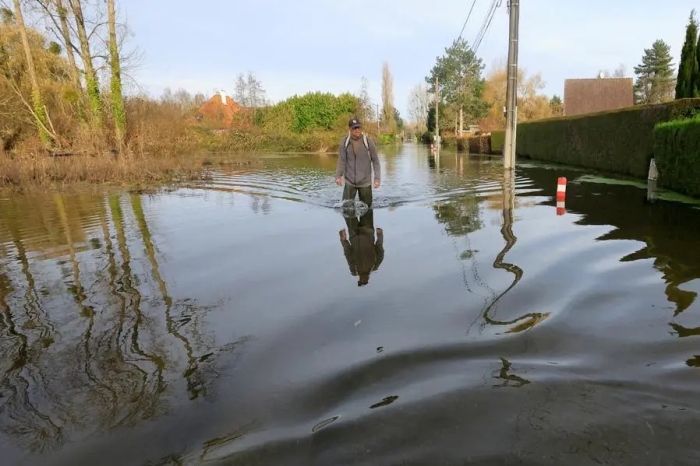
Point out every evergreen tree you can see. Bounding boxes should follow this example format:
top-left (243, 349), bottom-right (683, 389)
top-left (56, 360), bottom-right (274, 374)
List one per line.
top-left (549, 95), bottom-right (563, 115)
top-left (633, 39), bottom-right (675, 104)
top-left (675, 10), bottom-right (699, 99)
top-left (695, 25), bottom-right (700, 97)
top-left (425, 38), bottom-right (489, 130)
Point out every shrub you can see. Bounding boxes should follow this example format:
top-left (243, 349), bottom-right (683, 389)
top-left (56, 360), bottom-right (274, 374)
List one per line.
top-left (653, 116), bottom-right (700, 197)
top-left (516, 98), bottom-right (700, 178)
top-left (421, 131), bottom-right (434, 144)
top-left (440, 135), bottom-right (454, 147)
top-left (490, 130), bottom-right (504, 154)
top-left (256, 92), bottom-right (360, 134)
top-left (468, 135), bottom-right (489, 154)
top-left (440, 136), bottom-right (467, 151)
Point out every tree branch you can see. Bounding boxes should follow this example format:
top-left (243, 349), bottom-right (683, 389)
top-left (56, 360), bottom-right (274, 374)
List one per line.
top-left (3, 76), bottom-right (58, 144)
top-left (31, 0), bottom-right (83, 57)
top-left (87, 19), bottom-right (107, 41)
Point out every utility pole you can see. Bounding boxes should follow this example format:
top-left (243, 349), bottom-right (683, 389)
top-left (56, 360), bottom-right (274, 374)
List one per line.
top-left (435, 75), bottom-right (440, 149)
top-left (376, 103), bottom-right (380, 135)
top-left (503, 0), bottom-right (520, 170)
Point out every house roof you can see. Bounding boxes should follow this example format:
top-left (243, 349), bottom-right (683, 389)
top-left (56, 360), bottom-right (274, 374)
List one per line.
top-left (195, 92), bottom-right (243, 128)
top-left (563, 78), bottom-right (634, 116)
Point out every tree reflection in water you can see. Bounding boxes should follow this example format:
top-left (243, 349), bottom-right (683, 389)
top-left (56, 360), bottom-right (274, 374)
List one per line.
top-left (0, 192), bottom-right (247, 460)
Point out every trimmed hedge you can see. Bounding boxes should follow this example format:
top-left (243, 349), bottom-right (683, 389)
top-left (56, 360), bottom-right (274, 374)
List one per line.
top-left (653, 117), bottom-right (700, 197)
top-left (468, 135), bottom-right (490, 154)
top-left (516, 98), bottom-right (700, 178)
top-left (441, 135), bottom-right (467, 151)
top-left (490, 130), bottom-right (504, 154)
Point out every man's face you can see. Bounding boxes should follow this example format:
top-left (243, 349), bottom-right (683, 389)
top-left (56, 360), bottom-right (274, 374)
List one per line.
top-left (350, 125), bottom-right (362, 138)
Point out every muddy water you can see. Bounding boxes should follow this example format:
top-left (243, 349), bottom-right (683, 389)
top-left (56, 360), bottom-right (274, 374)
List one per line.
top-left (1, 144), bottom-right (700, 465)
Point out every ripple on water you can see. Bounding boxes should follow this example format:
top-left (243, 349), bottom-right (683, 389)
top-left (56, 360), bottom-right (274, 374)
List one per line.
top-left (5, 148), bottom-right (700, 466)
top-left (178, 160), bottom-right (538, 211)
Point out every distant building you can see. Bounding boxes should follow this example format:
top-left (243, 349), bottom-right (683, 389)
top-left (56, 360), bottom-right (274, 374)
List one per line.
top-left (563, 77), bottom-right (634, 116)
top-left (194, 90), bottom-right (243, 129)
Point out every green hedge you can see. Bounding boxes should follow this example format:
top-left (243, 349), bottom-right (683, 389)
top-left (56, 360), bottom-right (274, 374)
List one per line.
top-left (490, 130), bottom-right (504, 154)
top-left (516, 98), bottom-right (700, 178)
top-left (467, 135), bottom-right (489, 154)
top-left (653, 117), bottom-right (700, 196)
top-left (421, 131), bottom-right (435, 144)
top-left (254, 92), bottom-right (360, 133)
top-left (202, 129), bottom-right (340, 153)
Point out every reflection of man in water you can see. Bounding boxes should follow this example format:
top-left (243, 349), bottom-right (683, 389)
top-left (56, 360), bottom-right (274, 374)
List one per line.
top-left (339, 210), bottom-right (384, 286)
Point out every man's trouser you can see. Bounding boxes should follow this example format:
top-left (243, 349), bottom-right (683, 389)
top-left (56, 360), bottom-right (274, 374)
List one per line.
top-left (343, 183), bottom-right (373, 207)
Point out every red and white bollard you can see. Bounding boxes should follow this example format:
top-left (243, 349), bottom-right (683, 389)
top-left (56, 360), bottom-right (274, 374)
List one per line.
top-left (556, 177), bottom-right (566, 215)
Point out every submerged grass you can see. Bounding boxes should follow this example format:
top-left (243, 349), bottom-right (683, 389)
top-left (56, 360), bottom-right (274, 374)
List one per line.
top-left (0, 151), bottom-right (274, 194)
top-left (0, 153), bottom-right (202, 193)
top-left (0, 121), bottom-right (342, 193)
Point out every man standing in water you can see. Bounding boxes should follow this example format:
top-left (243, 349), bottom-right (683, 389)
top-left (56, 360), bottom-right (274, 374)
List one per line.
top-left (335, 118), bottom-right (381, 207)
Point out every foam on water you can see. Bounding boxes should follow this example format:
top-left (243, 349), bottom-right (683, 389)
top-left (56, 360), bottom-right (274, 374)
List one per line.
top-left (332, 199), bottom-right (370, 218)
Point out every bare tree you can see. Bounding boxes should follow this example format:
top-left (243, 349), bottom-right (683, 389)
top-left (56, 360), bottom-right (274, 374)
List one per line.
top-left (613, 63), bottom-right (626, 78)
top-left (596, 64), bottom-right (626, 79)
top-left (11, 0), bottom-right (53, 146)
top-left (107, 0), bottom-right (125, 147)
top-left (166, 88), bottom-right (205, 113)
top-left (234, 71), bottom-right (267, 107)
top-left (52, 0), bottom-right (83, 113)
top-left (358, 76), bottom-right (374, 122)
top-left (246, 72), bottom-right (266, 106)
top-left (68, 0), bottom-right (103, 126)
top-left (31, 0), bottom-right (141, 113)
top-left (381, 61), bottom-right (395, 134)
top-left (407, 83), bottom-right (430, 133)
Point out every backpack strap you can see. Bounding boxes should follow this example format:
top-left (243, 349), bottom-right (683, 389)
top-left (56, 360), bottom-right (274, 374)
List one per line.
top-left (345, 133), bottom-right (371, 159)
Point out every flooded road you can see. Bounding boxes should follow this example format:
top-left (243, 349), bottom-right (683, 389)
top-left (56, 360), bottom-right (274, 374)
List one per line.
top-left (2, 143), bottom-right (700, 465)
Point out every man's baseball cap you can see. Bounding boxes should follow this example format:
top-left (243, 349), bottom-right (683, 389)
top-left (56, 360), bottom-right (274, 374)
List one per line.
top-left (348, 118), bottom-right (361, 128)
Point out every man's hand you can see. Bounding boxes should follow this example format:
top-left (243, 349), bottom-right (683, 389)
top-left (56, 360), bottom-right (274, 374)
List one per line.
top-left (373, 180), bottom-right (380, 188)
top-left (336, 177), bottom-right (343, 186)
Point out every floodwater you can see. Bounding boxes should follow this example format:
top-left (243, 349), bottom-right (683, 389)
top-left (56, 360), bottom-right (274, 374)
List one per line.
top-left (2, 143), bottom-right (700, 466)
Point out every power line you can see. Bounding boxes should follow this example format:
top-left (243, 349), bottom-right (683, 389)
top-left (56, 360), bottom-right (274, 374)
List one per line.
top-left (472, 0), bottom-right (496, 50)
top-left (475, 6), bottom-right (497, 53)
top-left (457, 0), bottom-right (478, 42)
top-left (473, 0), bottom-right (500, 54)
top-left (473, 0), bottom-right (502, 54)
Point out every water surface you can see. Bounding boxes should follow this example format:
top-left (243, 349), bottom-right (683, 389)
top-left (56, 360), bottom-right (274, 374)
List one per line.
top-left (2, 144), bottom-right (700, 465)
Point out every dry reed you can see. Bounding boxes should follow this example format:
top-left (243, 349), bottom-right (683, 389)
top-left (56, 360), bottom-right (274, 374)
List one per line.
top-left (0, 152), bottom-right (212, 193)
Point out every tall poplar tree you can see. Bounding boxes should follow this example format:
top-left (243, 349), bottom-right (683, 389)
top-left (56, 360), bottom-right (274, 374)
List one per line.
top-left (675, 10), bottom-right (699, 99)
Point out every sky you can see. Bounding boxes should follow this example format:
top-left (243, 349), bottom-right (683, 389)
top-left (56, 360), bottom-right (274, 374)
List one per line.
top-left (118, 0), bottom-right (698, 120)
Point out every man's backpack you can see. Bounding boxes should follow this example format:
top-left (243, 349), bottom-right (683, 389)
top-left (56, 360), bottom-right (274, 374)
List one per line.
top-left (344, 133), bottom-right (370, 158)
